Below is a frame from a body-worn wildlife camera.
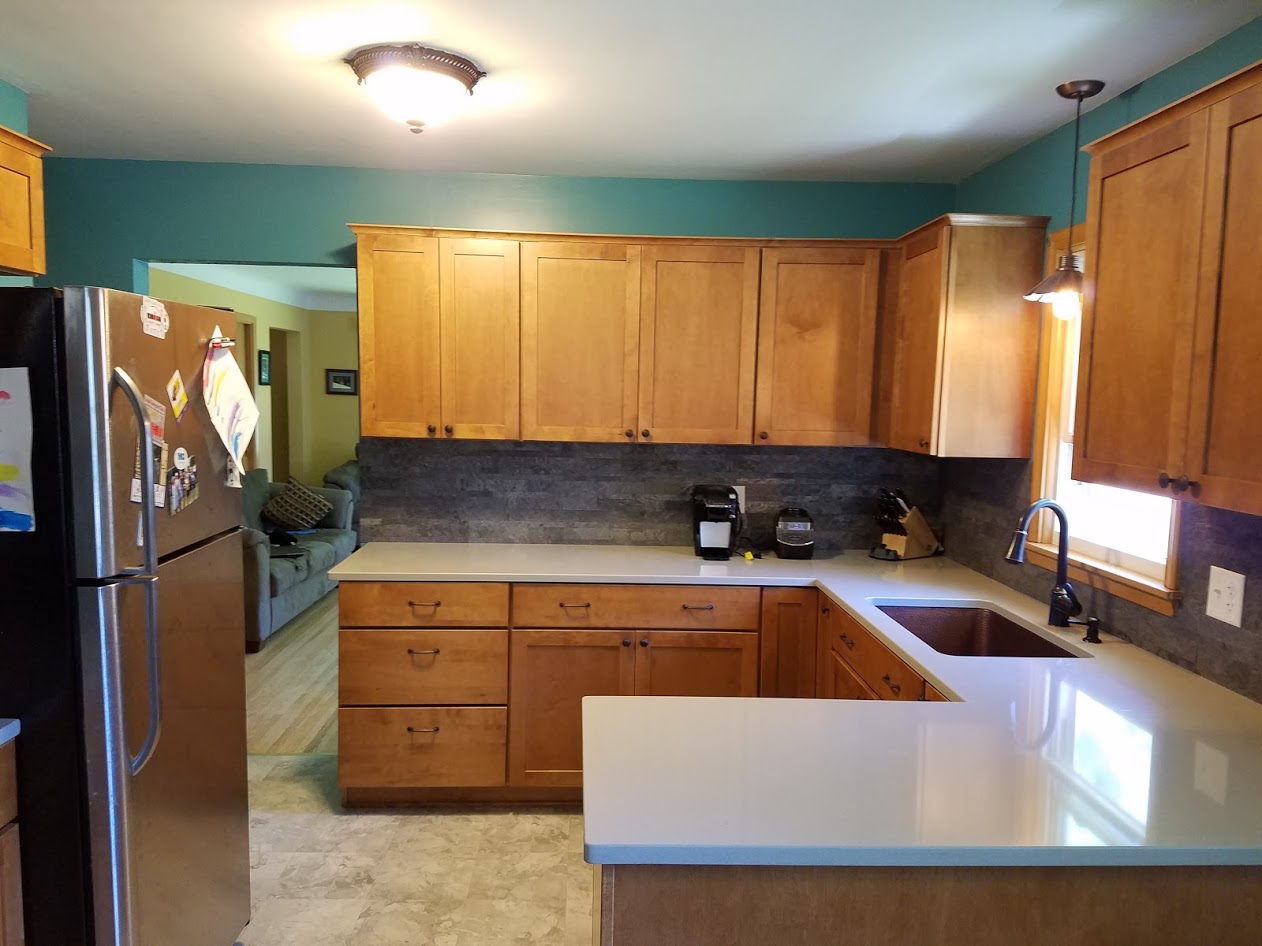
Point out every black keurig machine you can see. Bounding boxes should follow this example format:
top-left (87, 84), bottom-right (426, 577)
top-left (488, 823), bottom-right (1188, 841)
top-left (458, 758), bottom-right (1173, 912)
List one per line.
top-left (691, 485), bottom-right (740, 560)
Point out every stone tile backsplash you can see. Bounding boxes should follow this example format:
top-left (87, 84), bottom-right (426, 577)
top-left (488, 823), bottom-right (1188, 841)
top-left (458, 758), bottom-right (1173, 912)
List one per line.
top-left (940, 457), bottom-right (1262, 704)
top-left (359, 438), bottom-right (942, 552)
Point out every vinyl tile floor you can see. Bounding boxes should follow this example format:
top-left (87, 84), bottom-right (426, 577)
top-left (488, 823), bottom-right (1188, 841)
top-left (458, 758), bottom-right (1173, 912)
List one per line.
top-left (241, 754), bottom-right (593, 946)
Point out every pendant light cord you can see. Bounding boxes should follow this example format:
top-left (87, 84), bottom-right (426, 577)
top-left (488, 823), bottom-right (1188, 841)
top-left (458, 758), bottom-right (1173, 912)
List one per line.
top-left (1066, 95), bottom-right (1083, 260)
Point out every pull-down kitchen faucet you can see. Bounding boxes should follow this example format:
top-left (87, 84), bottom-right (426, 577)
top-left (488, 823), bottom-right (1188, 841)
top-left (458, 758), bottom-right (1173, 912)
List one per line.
top-left (1005, 499), bottom-right (1101, 642)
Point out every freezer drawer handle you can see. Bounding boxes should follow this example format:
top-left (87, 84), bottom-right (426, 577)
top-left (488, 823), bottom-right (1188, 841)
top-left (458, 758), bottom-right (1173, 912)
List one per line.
top-left (112, 367), bottom-right (163, 776)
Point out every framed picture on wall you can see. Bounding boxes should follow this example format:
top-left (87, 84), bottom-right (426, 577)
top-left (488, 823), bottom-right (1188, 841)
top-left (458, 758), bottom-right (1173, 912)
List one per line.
top-left (326, 368), bottom-right (358, 396)
top-left (258, 350), bottom-right (271, 386)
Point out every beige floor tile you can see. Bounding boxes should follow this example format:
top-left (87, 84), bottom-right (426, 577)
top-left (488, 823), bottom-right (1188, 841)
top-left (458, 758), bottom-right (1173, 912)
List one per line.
top-left (248, 754), bottom-right (284, 781)
top-left (238, 898), bottom-right (367, 946)
top-left (349, 900), bottom-right (462, 946)
top-left (276, 852), bottom-right (377, 900)
top-left (443, 897), bottom-right (567, 946)
top-left (370, 849), bottom-right (479, 906)
top-left (468, 851), bottom-right (569, 906)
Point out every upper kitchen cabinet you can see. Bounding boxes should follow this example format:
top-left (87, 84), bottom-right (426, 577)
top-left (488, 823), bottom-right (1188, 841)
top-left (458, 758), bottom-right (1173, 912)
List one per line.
top-left (754, 247), bottom-right (881, 446)
top-left (353, 228), bottom-right (520, 440)
top-left (638, 245), bottom-right (759, 444)
top-left (886, 215), bottom-right (1047, 458)
top-left (521, 241), bottom-right (641, 442)
top-left (1075, 63), bottom-right (1262, 515)
top-left (0, 125), bottom-right (50, 276)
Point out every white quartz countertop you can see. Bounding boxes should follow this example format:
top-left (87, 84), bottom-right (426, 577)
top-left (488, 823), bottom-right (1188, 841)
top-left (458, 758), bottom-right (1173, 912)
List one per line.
top-left (333, 542), bottom-right (1262, 867)
top-left (0, 719), bottom-right (18, 746)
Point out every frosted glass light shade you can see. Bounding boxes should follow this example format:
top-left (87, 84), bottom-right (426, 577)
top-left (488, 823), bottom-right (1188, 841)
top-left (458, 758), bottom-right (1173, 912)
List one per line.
top-left (363, 65), bottom-right (469, 127)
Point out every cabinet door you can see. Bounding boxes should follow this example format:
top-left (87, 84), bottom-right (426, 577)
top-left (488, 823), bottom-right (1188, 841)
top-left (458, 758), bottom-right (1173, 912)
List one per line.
top-left (0, 126), bottom-right (47, 276)
top-left (755, 248), bottom-right (880, 446)
top-left (638, 245), bottom-right (759, 444)
top-left (828, 649), bottom-right (879, 701)
top-left (759, 587), bottom-right (818, 699)
top-left (521, 242), bottom-right (641, 442)
top-left (1185, 82), bottom-right (1262, 515)
top-left (889, 227), bottom-right (948, 454)
top-left (634, 631), bottom-right (759, 697)
top-left (357, 232), bottom-right (441, 438)
top-left (439, 239), bottom-right (520, 439)
top-left (0, 823), bottom-right (21, 946)
top-left (508, 630), bottom-right (635, 787)
top-left (1073, 111), bottom-right (1210, 493)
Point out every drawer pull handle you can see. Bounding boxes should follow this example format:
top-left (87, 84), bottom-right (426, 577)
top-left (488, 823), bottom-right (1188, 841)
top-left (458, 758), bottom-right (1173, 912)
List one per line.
top-left (882, 675), bottom-right (901, 695)
top-left (408, 600), bottom-right (442, 608)
top-left (407, 726), bottom-right (440, 734)
top-left (407, 648), bottom-right (441, 656)
top-left (559, 602), bottom-right (591, 609)
top-left (837, 633), bottom-right (855, 650)
top-left (682, 604), bottom-right (715, 611)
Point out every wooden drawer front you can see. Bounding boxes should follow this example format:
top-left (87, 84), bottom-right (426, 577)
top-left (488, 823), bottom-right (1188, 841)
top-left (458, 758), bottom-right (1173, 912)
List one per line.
top-left (512, 584), bottom-right (761, 630)
top-left (338, 707), bottom-right (506, 788)
top-left (829, 649), bottom-right (878, 701)
top-left (0, 741), bottom-right (14, 827)
top-left (339, 582), bottom-right (509, 628)
top-left (339, 630), bottom-right (508, 706)
top-left (0, 823), bottom-right (21, 946)
top-left (923, 682), bottom-right (951, 702)
top-left (830, 609), bottom-right (924, 702)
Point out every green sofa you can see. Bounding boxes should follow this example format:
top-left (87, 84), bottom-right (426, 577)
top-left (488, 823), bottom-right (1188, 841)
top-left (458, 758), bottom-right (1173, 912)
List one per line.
top-left (241, 468), bottom-right (356, 651)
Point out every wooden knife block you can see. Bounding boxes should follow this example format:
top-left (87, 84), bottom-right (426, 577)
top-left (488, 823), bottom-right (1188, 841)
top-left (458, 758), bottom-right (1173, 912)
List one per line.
top-left (879, 507), bottom-right (942, 560)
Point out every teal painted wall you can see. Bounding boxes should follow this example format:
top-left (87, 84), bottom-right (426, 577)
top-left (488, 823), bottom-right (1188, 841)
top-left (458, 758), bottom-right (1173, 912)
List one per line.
top-left (0, 77), bottom-right (27, 134)
top-left (41, 160), bottom-right (953, 291)
top-left (957, 15), bottom-right (1262, 230)
top-left (0, 78), bottom-right (31, 287)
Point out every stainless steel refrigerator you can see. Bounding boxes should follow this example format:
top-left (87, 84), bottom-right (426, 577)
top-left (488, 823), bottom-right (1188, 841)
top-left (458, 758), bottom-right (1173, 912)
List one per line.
top-left (0, 287), bottom-right (250, 946)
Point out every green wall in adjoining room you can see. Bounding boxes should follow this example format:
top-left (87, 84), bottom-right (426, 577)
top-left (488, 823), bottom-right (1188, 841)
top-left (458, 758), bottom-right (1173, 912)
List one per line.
top-left (956, 15), bottom-right (1262, 230)
top-left (0, 78), bottom-right (32, 287)
top-left (40, 159), bottom-right (955, 290)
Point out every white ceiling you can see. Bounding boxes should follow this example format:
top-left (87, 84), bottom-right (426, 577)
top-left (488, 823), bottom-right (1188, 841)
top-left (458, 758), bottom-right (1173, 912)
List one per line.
top-left (150, 263), bottom-right (357, 312)
top-left (0, 1), bottom-right (1257, 182)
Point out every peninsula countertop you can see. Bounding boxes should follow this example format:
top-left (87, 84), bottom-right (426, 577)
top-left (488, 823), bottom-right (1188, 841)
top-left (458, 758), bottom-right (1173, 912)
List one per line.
top-left (0, 719), bottom-right (17, 746)
top-left (331, 542), bottom-right (1262, 867)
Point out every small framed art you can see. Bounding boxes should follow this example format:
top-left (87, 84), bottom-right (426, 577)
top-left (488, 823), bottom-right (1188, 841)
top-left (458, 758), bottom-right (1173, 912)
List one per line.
top-left (325, 368), bottom-right (358, 396)
top-left (258, 350), bottom-right (271, 386)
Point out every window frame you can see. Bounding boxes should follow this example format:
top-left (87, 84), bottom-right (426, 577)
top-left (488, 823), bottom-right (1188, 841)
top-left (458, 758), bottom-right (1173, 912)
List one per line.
top-left (1027, 227), bottom-right (1181, 616)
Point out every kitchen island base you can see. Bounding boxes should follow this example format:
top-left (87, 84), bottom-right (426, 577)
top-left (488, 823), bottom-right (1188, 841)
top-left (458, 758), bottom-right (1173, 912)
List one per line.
top-left (595, 863), bottom-right (1262, 946)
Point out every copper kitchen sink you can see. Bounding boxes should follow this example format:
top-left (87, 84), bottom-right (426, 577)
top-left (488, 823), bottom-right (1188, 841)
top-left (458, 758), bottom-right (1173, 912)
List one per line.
top-left (877, 606), bottom-right (1080, 658)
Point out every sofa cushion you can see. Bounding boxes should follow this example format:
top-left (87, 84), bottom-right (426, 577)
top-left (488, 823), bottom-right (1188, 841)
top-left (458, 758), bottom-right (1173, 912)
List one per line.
top-left (263, 477), bottom-right (334, 530)
top-left (299, 539), bottom-right (337, 575)
top-left (306, 528), bottom-right (356, 563)
top-left (268, 551), bottom-right (310, 596)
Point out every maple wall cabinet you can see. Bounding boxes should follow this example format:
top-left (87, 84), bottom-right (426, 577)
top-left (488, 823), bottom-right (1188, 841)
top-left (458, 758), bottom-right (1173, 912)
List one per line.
top-left (1075, 64), bottom-right (1262, 516)
top-left (886, 214), bottom-right (1048, 458)
top-left (0, 125), bottom-right (49, 277)
top-left (353, 228), bottom-right (520, 439)
top-left (754, 248), bottom-right (881, 446)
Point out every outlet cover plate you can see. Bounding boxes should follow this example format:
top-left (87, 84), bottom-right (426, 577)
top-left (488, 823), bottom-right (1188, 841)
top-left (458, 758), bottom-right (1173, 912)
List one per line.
top-left (733, 485), bottom-right (746, 513)
top-left (1207, 565), bottom-right (1244, 627)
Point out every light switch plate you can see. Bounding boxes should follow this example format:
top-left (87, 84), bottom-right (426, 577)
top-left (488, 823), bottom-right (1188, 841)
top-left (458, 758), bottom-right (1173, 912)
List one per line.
top-left (733, 485), bottom-right (746, 514)
top-left (1207, 566), bottom-right (1244, 627)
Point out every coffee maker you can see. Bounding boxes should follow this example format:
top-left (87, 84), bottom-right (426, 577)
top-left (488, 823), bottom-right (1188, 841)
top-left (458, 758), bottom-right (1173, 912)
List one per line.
top-left (691, 485), bottom-right (740, 560)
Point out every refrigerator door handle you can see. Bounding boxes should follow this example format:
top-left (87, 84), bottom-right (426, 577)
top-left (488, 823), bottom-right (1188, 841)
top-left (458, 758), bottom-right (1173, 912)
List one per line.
top-left (110, 367), bottom-right (159, 576)
top-left (109, 367), bottom-right (163, 775)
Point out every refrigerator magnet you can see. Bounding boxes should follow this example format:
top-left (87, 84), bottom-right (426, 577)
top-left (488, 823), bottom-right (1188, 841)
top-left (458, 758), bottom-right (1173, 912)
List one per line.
top-left (167, 369), bottom-right (189, 422)
top-left (140, 296), bottom-right (170, 339)
top-left (166, 454), bottom-right (199, 516)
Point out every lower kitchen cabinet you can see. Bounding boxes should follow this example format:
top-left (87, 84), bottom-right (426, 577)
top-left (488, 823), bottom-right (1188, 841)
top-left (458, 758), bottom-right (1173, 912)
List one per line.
top-left (509, 630), bottom-right (636, 787)
top-left (338, 706), bottom-right (508, 788)
top-left (823, 648), bottom-right (878, 701)
top-left (508, 627), bottom-right (758, 787)
top-left (759, 588), bottom-right (819, 698)
top-left (817, 596), bottom-right (930, 702)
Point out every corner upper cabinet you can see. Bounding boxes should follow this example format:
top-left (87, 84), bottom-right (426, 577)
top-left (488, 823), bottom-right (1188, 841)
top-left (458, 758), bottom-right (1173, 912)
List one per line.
top-left (638, 245), bottom-right (759, 444)
top-left (521, 242), bottom-right (641, 442)
top-left (1075, 65), bottom-right (1262, 515)
top-left (887, 215), bottom-right (1047, 457)
top-left (353, 227), bottom-right (520, 440)
top-left (0, 125), bottom-right (50, 276)
top-left (754, 248), bottom-right (881, 446)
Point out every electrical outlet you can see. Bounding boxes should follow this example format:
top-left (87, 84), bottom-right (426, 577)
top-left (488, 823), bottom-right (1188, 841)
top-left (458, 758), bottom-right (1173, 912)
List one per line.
top-left (1207, 566), bottom-right (1244, 627)
top-left (733, 485), bottom-right (746, 513)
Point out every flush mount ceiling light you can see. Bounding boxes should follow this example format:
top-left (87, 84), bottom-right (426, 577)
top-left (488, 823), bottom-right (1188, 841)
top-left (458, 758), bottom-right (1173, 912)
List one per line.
top-left (346, 43), bottom-right (485, 133)
top-left (1024, 79), bottom-right (1105, 320)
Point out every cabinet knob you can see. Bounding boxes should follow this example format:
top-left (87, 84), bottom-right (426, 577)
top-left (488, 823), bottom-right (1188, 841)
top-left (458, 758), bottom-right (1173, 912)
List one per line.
top-left (625, 428), bottom-right (634, 439)
top-left (1158, 472), bottom-right (1172, 489)
top-left (882, 674), bottom-right (902, 696)
top-left (641, 429), bottom-right (651, 439)
top-left (759, 431), bottom-right (769, 440)
top-left (622, 639), bottom-right (632, 647)
top-left (427, 424), bottom-right (437, 435)
top-left (821, 605), bottom-right (830, 614)
top-left (838, 633), bottom-right (855, 650)
top-left (444, 424), bottom-right (454, 435)
top-left (640, 638), bottom-right (650, 647)
top-left (919, 439), bottom-right (929, 449)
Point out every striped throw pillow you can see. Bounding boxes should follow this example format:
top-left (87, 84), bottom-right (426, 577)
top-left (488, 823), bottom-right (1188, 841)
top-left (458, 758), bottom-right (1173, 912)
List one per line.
top-left (261, 477), bottom-right (333, 531)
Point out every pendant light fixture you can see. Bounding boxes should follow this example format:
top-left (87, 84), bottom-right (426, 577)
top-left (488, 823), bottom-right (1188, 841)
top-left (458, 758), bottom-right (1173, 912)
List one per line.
top-left (347, 44), bottom-right (485, 134)
top-left (1024, 79), bottom-right (1105, 320)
